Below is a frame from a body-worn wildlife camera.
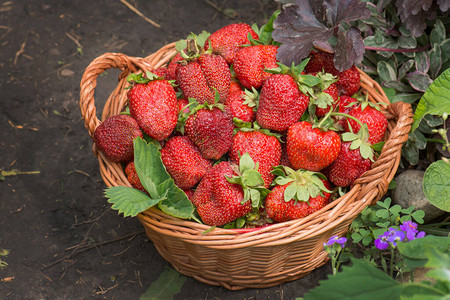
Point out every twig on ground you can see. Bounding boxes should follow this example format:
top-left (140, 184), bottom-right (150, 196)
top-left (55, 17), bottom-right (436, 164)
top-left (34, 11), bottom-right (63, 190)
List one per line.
top-left (14, 41), bottom-right (26, 65)
top-left (120, 0), bottom-right (161, 28)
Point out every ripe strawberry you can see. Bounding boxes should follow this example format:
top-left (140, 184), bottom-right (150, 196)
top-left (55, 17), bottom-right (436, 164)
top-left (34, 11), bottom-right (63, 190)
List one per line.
top-left (177, 97), bottom-right (190, 114)
top-left (161, 136), bottom-right (212, 189)
top-left (127, 76), bottom-right (178, 141)
top-left (326, 141), bottom-right (373, 187)
top-left (265, 168), bottom-right (332, 222)
top-left (229, 81), bottom-right (243, 94)
top-left (93, 114), bottom-right (143, 163)
top-left (333, 95), bottom-right (359, 129)
top-left (343, 105), bottom-right (388, 145)
top-left (166, 52), bottom-right (184, 81)
top-left (229, 130), bottom-right (281, 188)
top-left (183, 189), bottom-right (195, 202)
top-left (176, 53), bottom-right (231, 104)
top-left (287, 121), bottom-right (341, 171)
top-left (124, 161), bottom-right (146, 192)
top-left (256, 74), bottom-right (309, 132)
top-left (336, 66), bottom-right (360, 96)
top-left (305, 51), bottom-right (339, 75)
top-left (192, 161), bottom-right (252, 226)
top-left (233, 44), bottom-right (278, 89)
top-left (224, 88), bottom-right (257, 123)
top-left (204, 23), bottom-right (259, 65)
top-left (185, 105), bottom-right (234, 160)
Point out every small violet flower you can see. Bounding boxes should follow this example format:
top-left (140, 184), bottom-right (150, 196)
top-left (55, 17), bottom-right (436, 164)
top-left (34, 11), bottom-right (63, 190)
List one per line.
top-left (374, 227), bottom-right (405, 250)
top-left (399, 220), bottom-right (426, 241)
top-left (325, 235), bottom-right (347, 248)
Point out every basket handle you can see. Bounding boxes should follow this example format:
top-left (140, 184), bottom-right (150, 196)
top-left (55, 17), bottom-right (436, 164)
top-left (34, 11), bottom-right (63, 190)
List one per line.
top-left (79, 52), bottom-right (152, 138)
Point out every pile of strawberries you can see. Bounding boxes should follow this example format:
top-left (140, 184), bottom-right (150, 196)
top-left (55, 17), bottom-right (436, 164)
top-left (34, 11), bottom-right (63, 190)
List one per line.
top-left (93, 22), bottom-right (388, 228)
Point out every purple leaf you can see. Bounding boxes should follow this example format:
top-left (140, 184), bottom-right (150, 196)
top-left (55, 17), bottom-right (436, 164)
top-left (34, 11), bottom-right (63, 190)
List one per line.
top-left (334, 27), bottom-right (365, 71)
top-left (395, 0), bottom-right (438, 37)
top-left (437, 0), bottom-right (450, 12)
top-left (273, 0), bottom-right (370, 67)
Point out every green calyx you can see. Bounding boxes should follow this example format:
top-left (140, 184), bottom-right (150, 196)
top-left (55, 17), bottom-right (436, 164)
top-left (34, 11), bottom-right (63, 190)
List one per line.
top-left (175, 30), bottom-right (211, 60)
top-left (226, 152), bottom-right (270, 208)
top-left (341, 124), bottom-right (375, 162)
top-left (247, 10), bottom-right (281, 46)
top-left (126, 71), bottom-right (163, 88)
top-left (232, 120), bottom-right (282, 141)
top-left (271, 166), bottom-right (332, 203)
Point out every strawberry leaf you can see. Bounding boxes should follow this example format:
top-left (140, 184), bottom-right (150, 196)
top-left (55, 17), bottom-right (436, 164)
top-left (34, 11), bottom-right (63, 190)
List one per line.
top-left (105, 186), bottom-right (164, 217)
top-left (157, 179), bottom-right (195, 219)
top-left (284, 183), bottom-right (298, 202)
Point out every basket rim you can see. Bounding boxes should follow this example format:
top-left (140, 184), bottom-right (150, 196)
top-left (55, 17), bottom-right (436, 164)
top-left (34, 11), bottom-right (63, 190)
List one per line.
top-left (79, 43), bottom-right (414, 247)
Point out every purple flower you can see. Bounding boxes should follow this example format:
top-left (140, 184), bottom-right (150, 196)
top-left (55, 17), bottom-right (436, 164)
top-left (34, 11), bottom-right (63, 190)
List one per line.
top-left (399, 220), bottom-right (426, 241)
top-left (374, 227), bottom-right (405, 249)
top-left (325, 235), bottom-right (347, 247)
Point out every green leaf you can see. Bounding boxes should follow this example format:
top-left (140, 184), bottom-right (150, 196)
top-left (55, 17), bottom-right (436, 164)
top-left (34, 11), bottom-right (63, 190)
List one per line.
top-left (157, 179), bottom-right (194, 219)
top-left (105, 186), bottom-right (163, 217)
top-left (430, 19), bottom-right (446, 47)
top-left (304, 258), bottom-right (404, 300)
top-left (423, 160), bottom-right (450, 212)
top-left (415, 51), bottom-right (430, 74)
top-left (398, 235), bottom-right (450, 260)
top-left (392, 93), bottom-right (422, 104)
top-left (377, 61), bottom-right (397, 82)
top-left (398, 59), bottom-right (415, 80)
top-left (407, 71), bottom-right (433, 93)
top-left (134, 137), bottom-right (171, 198)
top-left (429, 44), bottom-right (442, 79)
top-left (411, 68), bottom-right (450, 132)
top-left (239, 152), bottom-right (256, 173)
top-left (298, 74), bottom-right (322, 87)
top-left (241, 169), bottom-right (264, 187)
top-left (398, 35), bottom-right (417, 49)
top-left (424, 247), bottom-right (450, 283)
top-left (140, 267), bottom-right (187, 300)
top-left (411, 210), bottom-right (425, 224)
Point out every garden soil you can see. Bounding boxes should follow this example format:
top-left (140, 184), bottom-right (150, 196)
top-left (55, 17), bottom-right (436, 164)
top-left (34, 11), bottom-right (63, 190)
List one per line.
top-left (0, 1), bottom-right (330, 299)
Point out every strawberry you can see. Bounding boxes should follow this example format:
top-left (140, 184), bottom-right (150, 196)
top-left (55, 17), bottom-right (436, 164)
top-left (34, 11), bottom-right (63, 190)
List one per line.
top-left (93, 114), bottom-right (143, 163)
top-left (233, 44), bottom-right (278, 89)
top-left (229, 130), bottom-right (281, 188)
top-left (305, 51), bottom-right (339, 75)
top-left (185, 104), bottom-right (234, 160)
top-left (166, 52), bottom-right (184, 81)
top-left (124, 161), bottom-right (146, 192)
top-left (204, 23), bottom-right (259, 65)
top-left (161, 136), bottom-right (212, 189)
top-left (336, 66), bottom-right (360, 96)
top-left (333, 95), bottom-right (359, 129)
top-left (229, 81), bottom-right (243, 94)
top-left (256, 74), bottom-right (309, 132)
top-left (183, 189), bottom-right (195, 202)
top-left (176, 51), bottom-right (231, 104)
top-left (286, 121), bottom-right (341, 171)
top-left (343, 105), bottom-right (388, 145)
top-left (224, 88), bottom-right (257, 123)
top-left (177, 97), bottom-right (190, 114)
top-left (326, 141), bottom-right (373, 187)
top-left (192, 161), bottom-right (252, 226)
top-left (265, 167), bottom-right (332, 222)
top-left (127, 74), bottom-right (178, 141)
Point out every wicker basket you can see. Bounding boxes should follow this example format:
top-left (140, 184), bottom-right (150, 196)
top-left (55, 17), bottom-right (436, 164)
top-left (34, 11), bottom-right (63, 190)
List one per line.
top-left (79, 42), bottom-right (413, 290)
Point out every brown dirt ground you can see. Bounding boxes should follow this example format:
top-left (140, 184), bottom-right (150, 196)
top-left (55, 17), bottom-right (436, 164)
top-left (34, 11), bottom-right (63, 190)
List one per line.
top-left (0, 1), bottom-right (330, 299)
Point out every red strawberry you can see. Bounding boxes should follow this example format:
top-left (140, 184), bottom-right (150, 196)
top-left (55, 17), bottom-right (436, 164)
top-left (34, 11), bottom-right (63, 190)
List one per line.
top-left (192, 161), bottom-right (252, 226)
top-left (315, 83), bottom-right (339, 118)
top-left (161, 136), bottom-right (212, 189)
top-left (256, 74), bottom-right (309, 132)
top-left (229, 81), bottom-right (243, 94)
top-left (265, 168), bottom-right (332, 222)
top-left (124, 161), bottom-right (146, 192)
top-left (305, 51), bottom-right (339, 75)
top-left (183, 189), bottom-right (195, 202)
top-left (326, 141), bottom-right (373, 187)
top-left (334, 95), bottom-right (359, 129)
top-left (185, 106), bottom-right (234, 160)
top-left (336, 66), bottom-right (360, 96)
top-left (229, 130), bottom-right (281, 188)
top-left (233, 44), bottom-right (278, 89)
top-left (166, 52), bottom-right (184, 81)
top-left (343, 105), bottom-right (388, 145)
top-left (127, 76), bottom-right (178, 141)
top-left (152, 67), bottom-right (168, 79)
top-left (287, 121), bottom-right (341, 171)
top-left (177, 97), bottom-right (190, 114)
top-left (224, 88), bottom-right (257, 123)
top-left (176, 53), bottom-right (231, 104)
top-left (93, 114), bottom-right (143, 163)
top-left (204, 23), bottom-right (259, 65)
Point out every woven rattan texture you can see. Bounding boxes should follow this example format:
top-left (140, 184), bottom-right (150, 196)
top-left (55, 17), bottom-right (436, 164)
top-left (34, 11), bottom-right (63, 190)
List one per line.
top-left (79, 43), bottom-right (413, 290)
